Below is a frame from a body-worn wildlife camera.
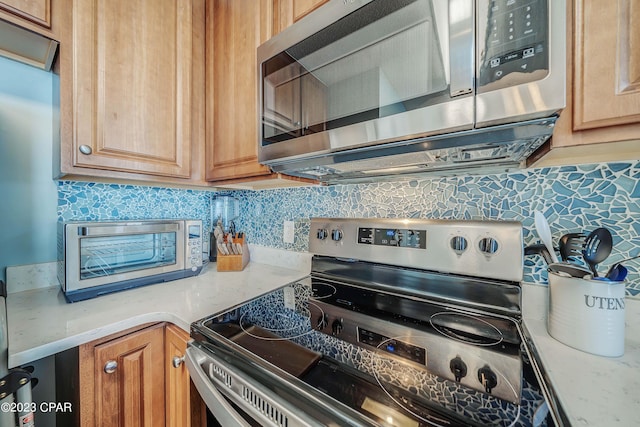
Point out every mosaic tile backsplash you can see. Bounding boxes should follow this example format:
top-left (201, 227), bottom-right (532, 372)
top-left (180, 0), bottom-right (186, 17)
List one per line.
top-left (57, 160), bottom-right (640, 297)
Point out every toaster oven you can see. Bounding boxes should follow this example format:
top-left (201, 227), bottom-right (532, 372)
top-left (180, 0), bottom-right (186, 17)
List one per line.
top-left (57, 219), bottom-right (203, 302)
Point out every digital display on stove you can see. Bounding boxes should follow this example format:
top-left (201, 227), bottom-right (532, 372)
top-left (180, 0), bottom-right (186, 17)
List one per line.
top-left (357, 227), bottom-right (426, 249)
top-left (358, 327), bottom-right (426, 365)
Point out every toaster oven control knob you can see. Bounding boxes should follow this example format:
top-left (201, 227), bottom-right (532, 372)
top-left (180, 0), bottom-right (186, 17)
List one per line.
top-left (449, 357), bottom-right (467, 382)
top-left (331, 229), bottom-right (343, 242)
top-left (450, 236), bottom-right (468, 254)
top-left (316, 228), bottom-right (328, 240)
top-left (478, 365), bottom-right (498, 394)
top-left (331, 318), bottom-right (343, 336)
top-left (478, 237), bottom-right (499, 255)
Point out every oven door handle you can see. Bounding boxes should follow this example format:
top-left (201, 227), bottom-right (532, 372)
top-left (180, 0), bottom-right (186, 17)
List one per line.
top-left (77, 222), bottom-right (180, 236)
top-left (185, 346), bottom-right (251, 427)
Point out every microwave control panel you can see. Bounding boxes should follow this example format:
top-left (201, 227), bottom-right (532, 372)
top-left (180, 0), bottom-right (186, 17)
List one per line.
top-left (478, 0), bottom-right (549, 89)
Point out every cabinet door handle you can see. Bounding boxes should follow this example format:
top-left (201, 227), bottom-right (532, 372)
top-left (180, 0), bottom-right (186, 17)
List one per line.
top-left (104, 360), bottom-right (118, 374)
top-left (172, 355), bottom-right (185, 368)
top-left (79, 145), bottom-right (93, 155)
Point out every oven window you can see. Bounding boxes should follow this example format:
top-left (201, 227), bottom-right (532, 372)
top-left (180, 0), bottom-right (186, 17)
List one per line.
top-left (261, 0), bottom-right (450, 145)
top-left (79, 232), bottom-right (177, 279)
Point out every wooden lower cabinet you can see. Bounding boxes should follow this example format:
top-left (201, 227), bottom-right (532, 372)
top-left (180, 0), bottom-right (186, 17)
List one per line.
top-left (56, 323), bottom-right (205, 427)
top-left (166, 324), bottom-right (197, 427)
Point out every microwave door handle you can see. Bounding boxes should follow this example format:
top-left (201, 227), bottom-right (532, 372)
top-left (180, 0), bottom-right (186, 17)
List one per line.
top-left (448, 0), bottom-right (474, 97)
top-left (77, 223), bottom-right (180, 237)
top-left (185, 346), bottom-right (251, 427)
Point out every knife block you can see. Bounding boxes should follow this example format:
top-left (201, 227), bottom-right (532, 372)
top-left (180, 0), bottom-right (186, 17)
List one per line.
top-left (216, 238), bottom-right (250, 272)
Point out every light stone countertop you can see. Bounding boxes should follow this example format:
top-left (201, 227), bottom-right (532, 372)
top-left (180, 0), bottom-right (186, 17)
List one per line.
top-left (6, 248), bottom-right (639, 426)
top-left (6, 245), bottom-right (311, 368)
top-left (522, 283), bottom-right (640, 427)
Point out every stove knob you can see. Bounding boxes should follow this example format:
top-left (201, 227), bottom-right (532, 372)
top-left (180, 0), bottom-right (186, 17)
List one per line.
top-left (331, 318), bottom-right (343, 336)
top-left (449, 357), bottom-right (467, 382)
top-left (450, 236), bottom-right (468, 254)
top-left (477, 365), bottom-right (498, 394)
top-left (331, 229), bottom-right (343, 242)
top-left (316, 228), bottom-right (328, 240)
top-left (478, 237), bottom-right (499, 255)
top-left (316, 313), bottom-right (329, 330)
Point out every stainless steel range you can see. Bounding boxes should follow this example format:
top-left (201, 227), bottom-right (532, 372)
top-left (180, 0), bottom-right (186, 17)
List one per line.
top-left (187, 218), bottom-right (558, 426)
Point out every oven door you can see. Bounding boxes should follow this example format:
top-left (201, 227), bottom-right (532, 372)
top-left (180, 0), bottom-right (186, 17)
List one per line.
top-left (258, 0), bottom-right (475, 164)
top-left (186, 342), bottom-right (341, 427)
top-left (186, 339), bottom-right (388, 427)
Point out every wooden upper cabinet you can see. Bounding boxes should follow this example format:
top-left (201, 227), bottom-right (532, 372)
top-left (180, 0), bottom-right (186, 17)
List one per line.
top-left (573, 0), bottom-right (640, 130)
top-left (204, 0), bottom-right (272, 182)
top-left (273, 0), bottom-right (329, 34)
top-left (205, 0), bottom-right (319, 187)
top-left (56, 0), bottom-right (207, 183)
top-left (550, 0), bottom-right (640, 150)
top-left (0, 0), bottom-right (51, 29)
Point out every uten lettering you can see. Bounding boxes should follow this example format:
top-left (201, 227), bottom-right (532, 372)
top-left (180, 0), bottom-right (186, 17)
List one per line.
top-left (584, 295), bottom-right (625, 310)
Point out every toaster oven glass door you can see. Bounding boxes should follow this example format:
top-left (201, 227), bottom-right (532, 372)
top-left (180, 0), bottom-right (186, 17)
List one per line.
top-left (79, 231), bottom-right (178, 280)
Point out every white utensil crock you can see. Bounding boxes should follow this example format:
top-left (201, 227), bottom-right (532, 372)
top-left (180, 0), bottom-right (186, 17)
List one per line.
top-left (547, 271), bottom-right (625, 357)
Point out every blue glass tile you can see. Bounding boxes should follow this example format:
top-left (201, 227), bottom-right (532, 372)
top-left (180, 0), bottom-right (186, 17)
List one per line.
top-left (631, 182), bottom-right (640, 199)
top-left (551, 181), bottom-right (573, 196)
top-left (609, 163), bottom-right (631, 172)
top-left (570, 199), bottom-right (590, 210)
top-left (586, 169), bottom-right (603, 179)
top-left (57, 160), bottom-right (640, 297)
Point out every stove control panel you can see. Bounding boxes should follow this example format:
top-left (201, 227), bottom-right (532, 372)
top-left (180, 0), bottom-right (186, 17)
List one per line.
top-left (310, 218), bottom-right (524, 283)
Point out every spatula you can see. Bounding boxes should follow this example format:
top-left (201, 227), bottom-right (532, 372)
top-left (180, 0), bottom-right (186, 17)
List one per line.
top-left (534, 211), bottom-right (559, 263)
top-left (582, 228), bottom-right (613, 277)
top-left (558, 233), bottom-right (586, 261)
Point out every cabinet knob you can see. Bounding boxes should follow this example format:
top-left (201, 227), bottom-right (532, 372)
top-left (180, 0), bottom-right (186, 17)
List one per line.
top-left (79, 145), bottom-right (93, 155)
top-left (104, 360), bottom-right (117, 374)
top-left (172, 355), bottom-right (185, 369)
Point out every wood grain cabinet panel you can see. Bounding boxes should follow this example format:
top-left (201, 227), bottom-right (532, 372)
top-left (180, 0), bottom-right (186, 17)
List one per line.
top-left (165, 324), bottom-right (191, 427)
top-left (0, 0), bottom-right (50, 28)
top-left (272, 0), bottom-right (329, 34)
top-left (573, 0), bottom-right (640, 130)
top-left (70, 0), bottom-right (192, 178)
top-left (56, 0), bottom-right (208, 184)
top-left (547, 0), bottom-right (640, 154)
top-left (56, 323), bottom-right (206, 427)
top-left (205, 0), bottom-right (320, 187)
top-left (205, 0), bottom-right (272, 181)
top-left (86, 324), bottom-right (165, 427)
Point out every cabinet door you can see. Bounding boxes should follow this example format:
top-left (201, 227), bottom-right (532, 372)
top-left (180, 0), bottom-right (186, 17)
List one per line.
top-left (165, 324), bottom-right (190, 427)
top-left (273, 0), bottom-right (329, 33)
top-left (0, 0), bottom-right (50, 28)
top-left (205, 0), bottom-right (272, 181)
top-left (69, 0), bottom-right (193, 178)
top-left (573, 0), bottom-right (640, 130)
top-left (93, 324), bottom-right (165, 427)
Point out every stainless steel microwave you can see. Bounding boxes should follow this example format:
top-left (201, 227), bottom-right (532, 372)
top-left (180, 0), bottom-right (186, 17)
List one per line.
top-left (57, 220), bottom-right (203, 302)
top-left (258, 0), bottom-right (566, 182)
